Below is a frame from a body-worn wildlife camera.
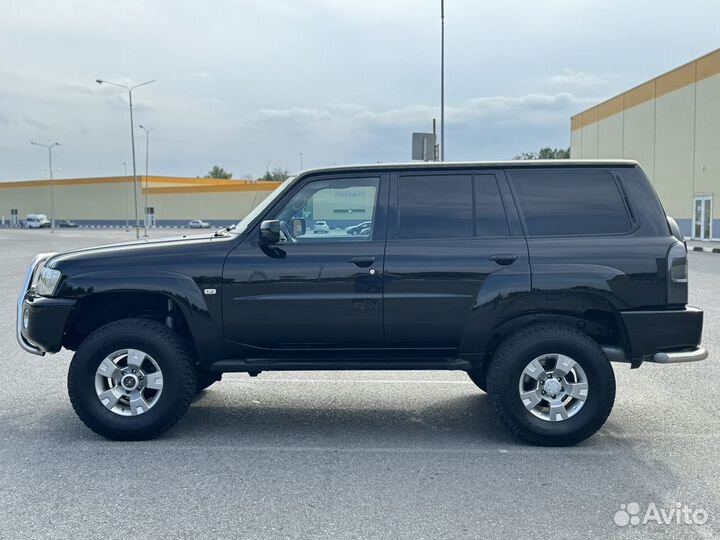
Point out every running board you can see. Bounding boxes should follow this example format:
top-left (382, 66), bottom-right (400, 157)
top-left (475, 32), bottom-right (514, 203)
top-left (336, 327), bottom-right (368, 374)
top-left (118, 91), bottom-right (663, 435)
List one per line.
top-left (210, 358), bottom-right (472, 373)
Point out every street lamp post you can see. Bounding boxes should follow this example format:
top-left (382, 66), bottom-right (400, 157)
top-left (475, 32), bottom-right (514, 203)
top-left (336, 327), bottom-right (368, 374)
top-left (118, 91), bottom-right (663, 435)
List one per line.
top-left (30, 141), bottom-right (60, 233)
top-left (122, 161), bottom-right (129, 229)
top-left (299, 152), bottom-right (303, 170)
top-left (96, 78), bottom-right (156, 239)
top-left (440, 0), bottom-right (445, 161)
top-left (139, 124), bottom-right (153, 237)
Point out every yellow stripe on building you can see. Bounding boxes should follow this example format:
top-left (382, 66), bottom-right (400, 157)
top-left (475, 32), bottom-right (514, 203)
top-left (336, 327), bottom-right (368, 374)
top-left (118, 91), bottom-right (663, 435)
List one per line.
top-left (571, 48), bottom-right (720, 130)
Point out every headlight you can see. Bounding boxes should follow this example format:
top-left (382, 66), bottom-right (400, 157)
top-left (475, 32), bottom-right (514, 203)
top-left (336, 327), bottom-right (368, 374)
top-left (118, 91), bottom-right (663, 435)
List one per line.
top-left (32, 265), bottom-right (62, 296)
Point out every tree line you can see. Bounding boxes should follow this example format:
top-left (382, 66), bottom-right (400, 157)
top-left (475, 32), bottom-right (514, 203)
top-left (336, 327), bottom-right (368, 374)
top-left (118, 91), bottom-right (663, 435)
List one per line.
top-left (203, 165), bottom-right (290, 181)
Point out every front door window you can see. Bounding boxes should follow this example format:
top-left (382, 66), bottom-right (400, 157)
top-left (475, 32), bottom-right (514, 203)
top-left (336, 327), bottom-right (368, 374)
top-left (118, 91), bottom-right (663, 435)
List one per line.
top-left (272, 177), bottom-right (379, 242)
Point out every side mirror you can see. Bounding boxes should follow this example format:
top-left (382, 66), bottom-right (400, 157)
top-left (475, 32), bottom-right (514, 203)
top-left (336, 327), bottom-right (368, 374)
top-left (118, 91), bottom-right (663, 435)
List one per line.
top-left (259, 220), bottom-right (281, 244)
top-left (291, 218), bottom-right (306, 237)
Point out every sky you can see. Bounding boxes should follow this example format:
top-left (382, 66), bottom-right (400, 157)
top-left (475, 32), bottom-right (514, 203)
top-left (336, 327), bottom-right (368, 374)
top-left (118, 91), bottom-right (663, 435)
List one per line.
top-left (1, 0), bottom-right (719, 181)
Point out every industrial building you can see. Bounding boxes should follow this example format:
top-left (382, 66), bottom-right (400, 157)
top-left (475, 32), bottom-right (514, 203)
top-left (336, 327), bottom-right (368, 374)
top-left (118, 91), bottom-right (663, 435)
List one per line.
top-left (0, 176), bottom-right (281, 228)
top-left (571, 48), bottom-right (720, 240)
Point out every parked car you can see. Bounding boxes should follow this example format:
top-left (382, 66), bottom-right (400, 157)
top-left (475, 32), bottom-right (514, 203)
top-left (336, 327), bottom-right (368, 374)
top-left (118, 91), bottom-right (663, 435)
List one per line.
top-left (57, 220), bottom-right (78, 228)
top-left (16, 160), bottom-right (706, 445)
top-left (23, 214), bottom-right (50, 229)
top-left (345, 221), bottom-right (372, 235)
top-left (188, 219), bottom-right (210, 229)
top-left (313, 220), bottom-right (330, 234)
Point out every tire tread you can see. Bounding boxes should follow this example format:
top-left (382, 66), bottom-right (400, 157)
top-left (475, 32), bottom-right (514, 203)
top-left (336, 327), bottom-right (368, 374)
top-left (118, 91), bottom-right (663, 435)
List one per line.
top-left (68, 318), bottom-right (197, 441)
top-left (487, 323), bottom-right (615, 447)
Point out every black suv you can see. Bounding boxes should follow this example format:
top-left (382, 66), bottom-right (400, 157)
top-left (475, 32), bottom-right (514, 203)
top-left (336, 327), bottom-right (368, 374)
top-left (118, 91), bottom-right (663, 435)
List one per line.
top-left (17, 160), bottom-right (707, 445)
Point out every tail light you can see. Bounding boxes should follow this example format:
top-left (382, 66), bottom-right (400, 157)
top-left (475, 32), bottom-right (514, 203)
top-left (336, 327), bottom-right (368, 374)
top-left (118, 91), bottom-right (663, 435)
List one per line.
top-left (667, 241), bottom-right (688, 305)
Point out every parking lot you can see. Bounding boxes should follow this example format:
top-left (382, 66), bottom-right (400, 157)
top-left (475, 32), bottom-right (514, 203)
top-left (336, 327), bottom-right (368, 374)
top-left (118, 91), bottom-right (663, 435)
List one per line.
top-left (0, 228), bottom-right (718, 539)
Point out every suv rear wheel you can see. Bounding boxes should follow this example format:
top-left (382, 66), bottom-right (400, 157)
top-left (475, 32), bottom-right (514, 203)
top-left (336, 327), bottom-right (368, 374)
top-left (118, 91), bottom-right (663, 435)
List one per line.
top-left (68, 318), bottom-right (197, 440)
top-left (487, 324), bottom-right (615, 446)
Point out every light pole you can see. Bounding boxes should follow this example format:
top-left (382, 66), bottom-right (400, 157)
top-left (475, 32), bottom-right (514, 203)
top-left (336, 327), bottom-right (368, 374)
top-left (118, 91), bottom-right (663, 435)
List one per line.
top-left (30, 141), bottom-right (60, 233)
top-left (440, 0), bottom-right (445, 161)
top-left (96, 78), bottom-right (156, 239)
top-left (139, 124), bottom-right (153, 237)
top-left (299, 152), bottom-right (303, 170)
top-left (122, 161), bottom-right (129, 229)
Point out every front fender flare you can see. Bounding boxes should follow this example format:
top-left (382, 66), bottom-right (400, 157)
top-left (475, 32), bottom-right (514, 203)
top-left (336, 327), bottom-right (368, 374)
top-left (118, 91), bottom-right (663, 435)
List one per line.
top-left (57, 270), bottom-right (222, 366)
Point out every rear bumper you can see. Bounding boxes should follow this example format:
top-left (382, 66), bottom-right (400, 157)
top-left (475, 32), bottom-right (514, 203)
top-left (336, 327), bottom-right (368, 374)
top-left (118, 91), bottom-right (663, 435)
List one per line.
top-left (620, 306), bottom-right (706, 363)
top-left (652, 347), bottom-right (708, 363)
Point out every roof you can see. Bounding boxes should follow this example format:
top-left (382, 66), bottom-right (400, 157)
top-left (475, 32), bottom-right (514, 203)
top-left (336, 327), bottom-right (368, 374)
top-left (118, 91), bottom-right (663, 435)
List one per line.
top-left (298, 159), bottom-right (639, 175)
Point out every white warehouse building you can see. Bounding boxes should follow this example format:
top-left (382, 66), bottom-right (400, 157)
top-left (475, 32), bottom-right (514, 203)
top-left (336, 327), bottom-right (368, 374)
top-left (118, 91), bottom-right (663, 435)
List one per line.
top-left (571, 48), bottom-right (720, 240)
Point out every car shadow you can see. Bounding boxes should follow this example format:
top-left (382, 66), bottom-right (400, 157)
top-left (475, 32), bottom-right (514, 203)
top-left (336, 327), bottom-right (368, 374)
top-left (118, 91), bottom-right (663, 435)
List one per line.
top-left (32, 389), bottom-right (523, 447)
top-left (29, 385), bottom-right (615, 450)
top-left (170, 390), bottom-right (519, 447)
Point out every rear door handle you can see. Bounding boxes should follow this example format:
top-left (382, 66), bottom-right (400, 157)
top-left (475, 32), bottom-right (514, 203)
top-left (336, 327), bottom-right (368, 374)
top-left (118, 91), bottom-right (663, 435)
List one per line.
top-left (489, 253), bottom-right (518, 266)
top-left (349, 256), bottom-right (376, 268)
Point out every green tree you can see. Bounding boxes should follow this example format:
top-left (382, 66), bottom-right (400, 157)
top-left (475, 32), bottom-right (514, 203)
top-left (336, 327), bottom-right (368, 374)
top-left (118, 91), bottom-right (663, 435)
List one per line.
top-left (514, 147), bottom-right (570, 160)
top-left (205, 165), bottom-right (233, 179)
top-left (258, 167), bottom-right (291, 181)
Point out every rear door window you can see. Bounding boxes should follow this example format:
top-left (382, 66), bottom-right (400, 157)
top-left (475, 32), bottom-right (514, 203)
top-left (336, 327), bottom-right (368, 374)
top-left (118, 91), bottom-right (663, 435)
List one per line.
top-left (397, 175), bottom-right (473, 239)
top-left (510, 170), bottom-right (632, 236)
top-left (396, 173), bottom-right (510, 239)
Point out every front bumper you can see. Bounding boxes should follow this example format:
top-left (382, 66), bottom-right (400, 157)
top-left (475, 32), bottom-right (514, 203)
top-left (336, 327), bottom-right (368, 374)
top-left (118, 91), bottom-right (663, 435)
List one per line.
top-left (620, 306), bottom-right (707, 364)
top-left (16, 252), bottom-right (61, 356)
top-left (19, 296), bottom-right (76, 355)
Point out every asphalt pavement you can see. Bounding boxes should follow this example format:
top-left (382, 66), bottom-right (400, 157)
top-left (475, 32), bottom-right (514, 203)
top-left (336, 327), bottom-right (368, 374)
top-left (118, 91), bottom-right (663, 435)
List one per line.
top-left (0, 229), bottom-right (718, 539)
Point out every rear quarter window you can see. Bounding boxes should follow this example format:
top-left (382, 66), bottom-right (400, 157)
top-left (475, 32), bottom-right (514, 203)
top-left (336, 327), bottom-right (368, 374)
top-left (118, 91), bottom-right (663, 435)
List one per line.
top-left (510, 169), bottom-right (632, 236)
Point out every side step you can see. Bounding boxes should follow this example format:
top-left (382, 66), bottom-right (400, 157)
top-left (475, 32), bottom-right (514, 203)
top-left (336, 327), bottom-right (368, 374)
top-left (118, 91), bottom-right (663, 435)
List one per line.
top-left (210, 358), bottom-right (472, 373)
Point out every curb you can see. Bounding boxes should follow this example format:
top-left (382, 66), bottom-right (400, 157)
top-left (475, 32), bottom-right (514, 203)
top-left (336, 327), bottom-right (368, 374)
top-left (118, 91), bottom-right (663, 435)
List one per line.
top-left (689, 246), bottom-right (720, 254)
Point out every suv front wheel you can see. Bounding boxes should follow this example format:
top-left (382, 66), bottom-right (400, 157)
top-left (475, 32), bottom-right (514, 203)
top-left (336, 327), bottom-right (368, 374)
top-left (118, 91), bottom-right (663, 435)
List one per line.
top-left (487, 324), bottom-right (616, 446)
top-left (68, 318), bottom-right (197, 440)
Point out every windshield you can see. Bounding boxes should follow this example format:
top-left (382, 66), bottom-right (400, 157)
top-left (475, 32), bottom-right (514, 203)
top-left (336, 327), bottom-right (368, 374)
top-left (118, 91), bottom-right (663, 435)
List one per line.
top-left (234, 176), bottom-right (295, 234)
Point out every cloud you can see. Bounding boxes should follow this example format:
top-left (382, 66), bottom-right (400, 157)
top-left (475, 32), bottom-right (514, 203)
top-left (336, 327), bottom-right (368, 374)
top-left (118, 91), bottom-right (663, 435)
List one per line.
top-left (98, 89), bottom-right (155, 112)
top-left (23, 115), bottom-right (50, 130)
top-left (235, 91), bottom-right (596, 166)
top-left (257, 107), bottom-right (334, 122)
top-left (55, 80), bottom-right (155, 111)
top-left (550, 69), bottom-right (616, 88)
top-left (57, 82), bottom-right (97, 96)
top-left (249, 92), bottom-right (597, 133)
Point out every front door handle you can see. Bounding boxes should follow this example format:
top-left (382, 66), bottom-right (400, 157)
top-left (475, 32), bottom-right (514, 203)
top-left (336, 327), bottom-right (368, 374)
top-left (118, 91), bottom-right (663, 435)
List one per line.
top-left (489, 253), bottom-right (518, 266)
top-left (349, 256), bottom-right (376, 268)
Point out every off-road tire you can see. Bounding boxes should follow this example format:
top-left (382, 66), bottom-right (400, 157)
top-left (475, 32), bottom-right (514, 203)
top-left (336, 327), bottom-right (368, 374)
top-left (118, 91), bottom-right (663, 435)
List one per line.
top-left (68, 318), bottom-right (197, 441)
top-left (487, 324), bottom-right (615, 446)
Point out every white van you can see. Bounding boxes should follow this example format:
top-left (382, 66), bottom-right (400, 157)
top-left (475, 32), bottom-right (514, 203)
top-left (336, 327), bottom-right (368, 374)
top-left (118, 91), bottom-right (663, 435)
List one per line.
top-left (24, 214), bottom-right (51, 229)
